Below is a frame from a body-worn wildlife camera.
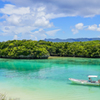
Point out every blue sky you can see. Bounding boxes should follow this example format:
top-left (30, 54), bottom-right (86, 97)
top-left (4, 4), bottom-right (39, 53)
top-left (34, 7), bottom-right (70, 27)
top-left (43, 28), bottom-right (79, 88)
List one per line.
top-left (0, 0), bottom-right (100, 41)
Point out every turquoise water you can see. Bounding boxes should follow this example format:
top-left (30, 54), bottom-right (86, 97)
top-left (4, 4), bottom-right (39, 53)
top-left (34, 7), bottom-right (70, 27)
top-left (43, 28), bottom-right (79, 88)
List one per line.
top-left (0, 57), bottom-right (100, 100)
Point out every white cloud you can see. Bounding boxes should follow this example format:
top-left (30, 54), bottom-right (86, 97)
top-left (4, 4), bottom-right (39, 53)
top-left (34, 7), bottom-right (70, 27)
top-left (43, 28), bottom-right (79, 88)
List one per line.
top-left (0, 4), bottom-right (56, 40)
top-left (31, 29), bottom-right (46, 40)
top-left (71, 23), bottom-right (84, 34)
top-left (75, 23), bottom-right (84, 30)
top-left (34, 17), bottom-right (53, 28)
top-left (30, 35), bottom-right (38, 40)
top-left (29, 29), bottom-right (61, 40)
top-left (45, 13), bottom-right (67, 19)
top-left (72, 23), bottom-right (100, 34)
top-left (71, 29), bottom-right (78, 34)
top-left (0, 4), bottom-right (30, 15)
top-left (88, 24), bottom-right (97, 31)
top-left (87, 24), bottom-right (100, 31)
top-left (6, 15), bottom-right (21, 25)
top-left (97, 28), bottom-right (100, 31)
top-left (13, 35), bottom-right (18, 40)
top-left (2, 1), bottom-right (100, 40)
top-left (46, 29), bottom-right (61, 36)
top-left (0, 4), bottom-right (53, 27)
top-left (37, 7), bottom-right (45, 12)
top-left (3, 0), bottom-right (100, 17)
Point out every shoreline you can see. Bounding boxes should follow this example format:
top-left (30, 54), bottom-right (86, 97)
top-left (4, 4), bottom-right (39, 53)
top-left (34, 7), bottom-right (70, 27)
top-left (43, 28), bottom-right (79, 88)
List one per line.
top-left (48, 56), bottom-right (100, 59)
top-left (49, 56), bottom-right (100, 59)
top-left (0, 56), bottom-right (100, 59)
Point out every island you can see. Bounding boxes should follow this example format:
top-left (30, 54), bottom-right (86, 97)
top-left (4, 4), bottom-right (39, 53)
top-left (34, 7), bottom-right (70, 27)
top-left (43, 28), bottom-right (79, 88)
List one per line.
top-left (0, 40), bottom-right (100, 59)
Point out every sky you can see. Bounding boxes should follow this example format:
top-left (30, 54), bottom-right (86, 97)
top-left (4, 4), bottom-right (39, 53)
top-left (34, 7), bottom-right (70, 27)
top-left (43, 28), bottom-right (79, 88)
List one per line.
top-left (0, 0), bottom-right (100, 41)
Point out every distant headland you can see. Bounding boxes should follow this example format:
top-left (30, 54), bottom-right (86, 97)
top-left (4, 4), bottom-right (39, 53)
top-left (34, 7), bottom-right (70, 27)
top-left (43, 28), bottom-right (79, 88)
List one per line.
top-left (44, 38), bottom-right (100, 42)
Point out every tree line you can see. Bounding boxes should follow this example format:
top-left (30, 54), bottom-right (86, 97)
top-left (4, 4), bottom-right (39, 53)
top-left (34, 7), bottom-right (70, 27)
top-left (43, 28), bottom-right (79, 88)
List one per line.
top-left (0, 40), bottom-right (100, 58)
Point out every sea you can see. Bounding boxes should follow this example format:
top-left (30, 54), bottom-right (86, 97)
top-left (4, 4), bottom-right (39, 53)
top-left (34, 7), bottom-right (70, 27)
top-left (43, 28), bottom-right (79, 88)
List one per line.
top-left (0, 57), bottom-right (100, 100)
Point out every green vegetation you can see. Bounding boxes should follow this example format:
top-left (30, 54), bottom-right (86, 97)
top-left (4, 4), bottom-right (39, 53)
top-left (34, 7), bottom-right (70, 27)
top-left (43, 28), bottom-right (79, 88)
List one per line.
top-left (0, 40), bottom-right (100, 58)
top-left (0, 93), bottom-right (17, 100)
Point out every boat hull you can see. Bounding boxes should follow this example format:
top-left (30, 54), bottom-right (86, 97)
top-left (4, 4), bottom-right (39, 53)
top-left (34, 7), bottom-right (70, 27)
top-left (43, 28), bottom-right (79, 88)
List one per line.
top-left (69, 78), bottom-right (100, 86)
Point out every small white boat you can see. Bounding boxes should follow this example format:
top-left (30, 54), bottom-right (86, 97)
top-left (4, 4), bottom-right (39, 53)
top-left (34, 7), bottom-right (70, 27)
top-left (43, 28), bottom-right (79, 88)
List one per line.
top-left (69, 75), bottom-right (100, 86)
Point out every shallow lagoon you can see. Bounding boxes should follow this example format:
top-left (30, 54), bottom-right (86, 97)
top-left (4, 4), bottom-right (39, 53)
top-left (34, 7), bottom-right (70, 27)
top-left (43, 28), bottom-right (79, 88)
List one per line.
top-left (0, 57), bottom-right (100, 100)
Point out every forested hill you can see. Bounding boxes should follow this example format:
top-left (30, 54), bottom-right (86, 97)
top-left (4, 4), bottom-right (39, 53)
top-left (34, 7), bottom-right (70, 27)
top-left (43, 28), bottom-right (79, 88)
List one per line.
top-left (0, 40), bottom-right (100, 59)
top-left (44, 38), bottom-right (100, 42)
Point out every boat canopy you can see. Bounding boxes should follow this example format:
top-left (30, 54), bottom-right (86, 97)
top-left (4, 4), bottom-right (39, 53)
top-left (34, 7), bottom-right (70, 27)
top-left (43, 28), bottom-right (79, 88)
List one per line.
top-left (88, 75), bottom-right (98, 78)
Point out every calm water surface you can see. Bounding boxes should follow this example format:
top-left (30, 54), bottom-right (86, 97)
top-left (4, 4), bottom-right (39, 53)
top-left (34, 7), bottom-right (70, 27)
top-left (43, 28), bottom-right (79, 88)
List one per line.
top-left (0, 57), bottom-right (100, 100)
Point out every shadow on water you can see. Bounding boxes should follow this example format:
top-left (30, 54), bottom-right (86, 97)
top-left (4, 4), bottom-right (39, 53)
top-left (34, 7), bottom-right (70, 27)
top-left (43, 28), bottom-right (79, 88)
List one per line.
top-left (0, 59), bottom-right (51, 72)
top-left (0, 58), bottom-right (69, 73)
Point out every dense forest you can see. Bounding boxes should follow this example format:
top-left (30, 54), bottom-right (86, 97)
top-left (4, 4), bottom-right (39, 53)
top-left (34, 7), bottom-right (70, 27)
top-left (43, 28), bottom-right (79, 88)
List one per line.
top-left (0, 40), bottom-right (100, 59)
